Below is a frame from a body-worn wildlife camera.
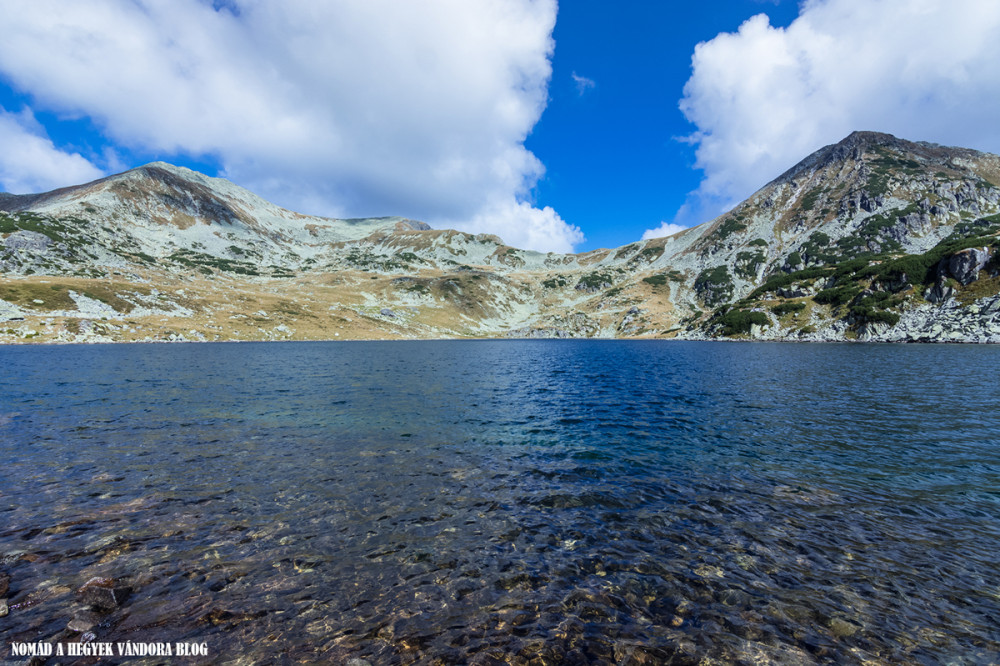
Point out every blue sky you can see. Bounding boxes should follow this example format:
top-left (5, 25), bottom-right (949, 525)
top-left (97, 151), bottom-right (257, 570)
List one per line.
top-left (526, 1), bottom-right (800, 250)
top-left (1, 1), bottom-right (999, 253)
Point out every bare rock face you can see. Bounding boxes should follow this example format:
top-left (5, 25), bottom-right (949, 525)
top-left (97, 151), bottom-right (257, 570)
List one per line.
top-left (926, 279), bottom-right (955, 305)
top-left (2, 230), bottom-right (51, 252)
top-left (928, 247), bottom-right (993, 303)
top-left (395, 219), bottom-right (431, 231)
top-left (947, 247), bottom-right (991, 285)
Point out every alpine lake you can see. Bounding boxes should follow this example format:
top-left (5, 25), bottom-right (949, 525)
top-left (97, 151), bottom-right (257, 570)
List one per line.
top-left (1, 340), bottom-right (998, 664)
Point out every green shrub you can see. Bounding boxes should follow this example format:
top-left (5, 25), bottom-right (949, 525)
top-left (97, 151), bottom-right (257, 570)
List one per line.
top-left (849, 306), bottom-right (900, 327)
top-left (576, 271), bottom-right (615, 290)
top-left (871, 233), bottom-right (999, 286)
top-left (814, 285), bottom-right (861, 306)
top-left (542, 276), bottom-right (568, 289)
top-left (714, 217), bottom-right (747, 240)
top-left (800, 187), bottom-right (823, 212)
top-left (771, 302), bottom-right (806, 316)
top-left (717, 309), bottom-right (768, 335)
top-left (749, 266), bottom-right (831, 299)
top-left (809, 231), bottom-right (830, 246)
top-left (642, 270), bottom-right (684, 287)
top-left (831, 257), bottom-right (873, 280)
top-left (735, 251), bottom-right (766, 279)
top-left (168, 249), bottom-right (261, 276)
top-left (694, 265), bottom-right (735, 305)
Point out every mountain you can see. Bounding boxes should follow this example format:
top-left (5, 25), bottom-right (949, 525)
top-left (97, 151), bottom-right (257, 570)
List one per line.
top-left (683, 131), bottom-right (1000, 341)
top-left (2, 131), bottom-right (999, 343)
top-left (0, 162), bottom-right (429, 269)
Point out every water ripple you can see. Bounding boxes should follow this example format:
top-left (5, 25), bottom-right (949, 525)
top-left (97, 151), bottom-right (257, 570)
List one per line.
top-left (1, 340), bottom-right (998, 663)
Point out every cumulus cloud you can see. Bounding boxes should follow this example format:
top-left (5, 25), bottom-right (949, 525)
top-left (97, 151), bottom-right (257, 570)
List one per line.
top-left (571, 72), bottom-right (596, 96)
top-left (680, 0), bottom-right (1000, 218)
top-left (0, 0), bottom-right (582, 251)
top-left (0, 107), bottom-right (104, 194)
top-left (641, 221), bottom-right (688, 241)
top-left (457, 197), bottom-right (583, 253)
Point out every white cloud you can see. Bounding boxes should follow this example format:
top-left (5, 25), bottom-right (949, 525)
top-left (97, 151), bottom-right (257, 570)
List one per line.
top-left (0, 0), bottom-right (582, 251)
top-left (680, 0), bottom-right (1000, 218)
top-left (456, 197), bottom-right (583, 253)
top-left (641, 221), bottom-right (688, 241)
top-left (0, 107), bottom-right (104, 194)
top-left (571, 71), bottom-right (596, 96)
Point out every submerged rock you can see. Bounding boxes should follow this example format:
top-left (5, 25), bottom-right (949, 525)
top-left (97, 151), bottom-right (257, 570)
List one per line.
top-left (828, 616), bottom-right (861, 638)
top-left (78, 577), bottom-right (131, 611)
top-left (68, 611), bottom-right (99, 633)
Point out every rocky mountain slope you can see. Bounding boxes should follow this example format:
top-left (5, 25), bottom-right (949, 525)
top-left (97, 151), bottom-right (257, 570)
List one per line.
top-left (682, 131), bottom-right (1000, 342)
top-left (2, 131), bottom-right (999, 343)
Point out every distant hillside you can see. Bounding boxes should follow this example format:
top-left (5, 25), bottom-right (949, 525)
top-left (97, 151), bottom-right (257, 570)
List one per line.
top-left (2, 132), bottom-right (999, 344)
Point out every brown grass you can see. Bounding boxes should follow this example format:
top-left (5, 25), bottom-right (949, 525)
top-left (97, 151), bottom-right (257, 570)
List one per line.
top-left (1, 259), bottom-right (693, 344)
top-left (956, 275), bottom-right (1000, 305)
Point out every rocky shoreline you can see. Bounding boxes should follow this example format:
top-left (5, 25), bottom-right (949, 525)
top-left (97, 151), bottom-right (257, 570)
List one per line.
top-left (675, 294), bottom-right (1000, 344)
top-left (5, 295), bottom-right (1000, 346)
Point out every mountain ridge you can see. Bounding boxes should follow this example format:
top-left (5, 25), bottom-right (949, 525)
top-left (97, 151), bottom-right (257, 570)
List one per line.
top-left (2, 131), bottom-right (1000, 343)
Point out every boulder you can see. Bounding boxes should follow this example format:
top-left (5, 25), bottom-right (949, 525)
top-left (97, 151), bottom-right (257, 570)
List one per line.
top-left (925, 279), bottom-right (953, 304)
top-left (777, 287), bottom-right (809, 298)
top-left (947, 247), bottom-right (991, 285)
top-left (858, 321), bottom-right (891, 341)
top-left (78, 577), bottom-right (131, 611)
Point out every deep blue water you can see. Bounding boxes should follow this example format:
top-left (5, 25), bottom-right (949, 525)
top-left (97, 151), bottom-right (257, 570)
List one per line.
top-left (1, 341), bottom-right (999, 664)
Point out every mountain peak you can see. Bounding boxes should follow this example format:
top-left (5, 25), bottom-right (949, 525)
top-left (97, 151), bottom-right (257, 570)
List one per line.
top-left (126, 161), bottom-right (220, 191)
top-left (794, 130), bottom-right (907, 174)
top-left (133, 161), bottom-right (203, 179)
top-left (838, 130), bottom-right (902, 149)
top-left (141, 160), bottom-right (181, 170)
top-left (771, 130), bottom-right (989, 187)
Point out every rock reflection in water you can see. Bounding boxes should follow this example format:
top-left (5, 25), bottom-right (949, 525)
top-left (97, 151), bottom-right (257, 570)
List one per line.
top-left (1, 340), bottom-right (999, 664)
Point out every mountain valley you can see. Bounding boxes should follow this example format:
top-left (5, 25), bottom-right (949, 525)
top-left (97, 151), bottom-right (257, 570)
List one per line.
top-left (2, 131), bottom-right (1000, 344)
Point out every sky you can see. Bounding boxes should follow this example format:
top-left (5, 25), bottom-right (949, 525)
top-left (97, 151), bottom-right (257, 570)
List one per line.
top-left (1, 0), bottom-right (1000, 253)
